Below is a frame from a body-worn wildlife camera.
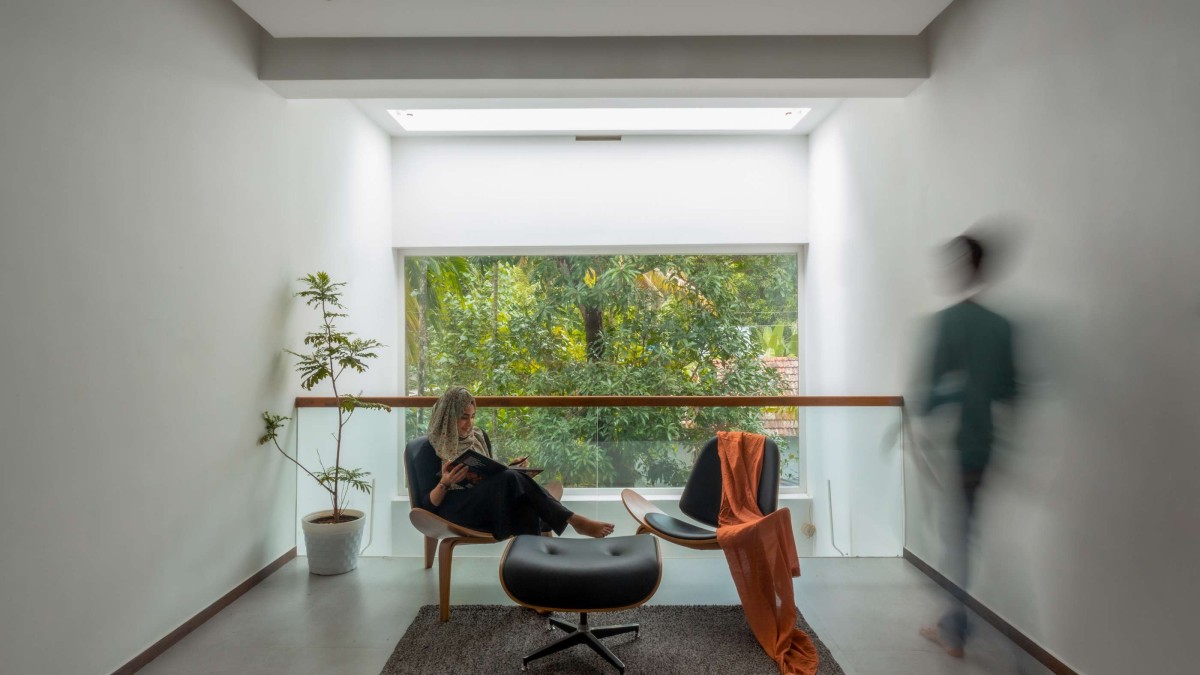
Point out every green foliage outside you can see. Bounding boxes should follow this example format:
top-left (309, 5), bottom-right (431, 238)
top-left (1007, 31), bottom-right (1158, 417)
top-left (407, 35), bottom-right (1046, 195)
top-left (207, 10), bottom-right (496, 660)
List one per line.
top-left (405, 255), bottom-right (801, 488)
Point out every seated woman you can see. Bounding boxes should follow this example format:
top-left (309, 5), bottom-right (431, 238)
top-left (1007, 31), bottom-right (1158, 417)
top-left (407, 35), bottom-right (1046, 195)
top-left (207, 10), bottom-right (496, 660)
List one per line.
top-left (426, 386), bottom-right (615, 539)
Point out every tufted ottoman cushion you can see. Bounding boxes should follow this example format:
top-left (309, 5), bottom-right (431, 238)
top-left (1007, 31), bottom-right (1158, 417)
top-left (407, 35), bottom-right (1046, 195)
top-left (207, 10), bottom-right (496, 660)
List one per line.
top-left (500, 535), bottom-right (663, 673)
top-left (501, 534), bottom-right (662, 611)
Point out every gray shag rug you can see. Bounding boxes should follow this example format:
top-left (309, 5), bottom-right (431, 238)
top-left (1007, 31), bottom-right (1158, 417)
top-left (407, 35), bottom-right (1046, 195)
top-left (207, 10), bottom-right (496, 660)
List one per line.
top-left (382, 605), bottom-right (844, 674)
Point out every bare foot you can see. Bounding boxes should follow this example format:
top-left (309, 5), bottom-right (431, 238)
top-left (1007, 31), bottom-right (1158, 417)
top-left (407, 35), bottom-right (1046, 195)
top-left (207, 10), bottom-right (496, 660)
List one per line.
top-left (919, 625), bottom-right (965, 658)
top-left (546, 480), bottom-right (564, 501)
top-left (568, 514), bottom-right (614, 538)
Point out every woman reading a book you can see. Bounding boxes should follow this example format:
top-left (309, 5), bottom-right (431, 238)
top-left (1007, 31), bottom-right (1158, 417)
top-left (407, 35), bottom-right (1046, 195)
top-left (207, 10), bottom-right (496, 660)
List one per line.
top-left (425, 386), bottom-right (615, 539)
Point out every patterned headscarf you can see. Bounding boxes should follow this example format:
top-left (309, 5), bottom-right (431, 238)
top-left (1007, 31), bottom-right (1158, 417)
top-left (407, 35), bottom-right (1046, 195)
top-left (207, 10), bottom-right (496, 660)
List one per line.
top-left (428, 386), bottom-right (490, 463)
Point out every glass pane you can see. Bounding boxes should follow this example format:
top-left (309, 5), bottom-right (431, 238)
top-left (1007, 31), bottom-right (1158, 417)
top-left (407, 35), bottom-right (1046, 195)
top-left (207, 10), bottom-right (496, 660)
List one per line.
top-left (400, 404), bottom-right (805, 492)
top-left (596, 405), bottom-right (804, 491)
top-left (403, 253), bottom-right (800, 400)
top-left (293, 405), bottom-right (399, 557)
top-left (295, 401), bottom-right (900, 558)
top-left (805, 406), bottom-right (904, 557)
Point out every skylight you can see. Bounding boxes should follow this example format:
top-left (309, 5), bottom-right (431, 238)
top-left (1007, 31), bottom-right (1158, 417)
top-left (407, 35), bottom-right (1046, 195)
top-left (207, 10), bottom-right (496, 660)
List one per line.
top-left (387, 108), bottom-right (810, 133)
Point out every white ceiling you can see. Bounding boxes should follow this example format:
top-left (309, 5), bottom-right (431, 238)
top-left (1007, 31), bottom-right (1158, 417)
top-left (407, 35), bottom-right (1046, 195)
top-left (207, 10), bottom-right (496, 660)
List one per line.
top-left (245, 2), bottom-right (941, 137)
top-left (234, 0), bottom-right (954, 38)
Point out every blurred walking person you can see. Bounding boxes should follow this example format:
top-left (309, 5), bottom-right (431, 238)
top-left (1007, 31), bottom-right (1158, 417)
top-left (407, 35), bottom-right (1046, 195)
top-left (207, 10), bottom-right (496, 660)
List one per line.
top-left (917, 232), bottom-right (1019, 658)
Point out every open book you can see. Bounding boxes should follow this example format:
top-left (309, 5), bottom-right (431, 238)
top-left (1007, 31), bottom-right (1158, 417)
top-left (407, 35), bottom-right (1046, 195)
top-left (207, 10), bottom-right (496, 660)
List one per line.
top-left (446, 448), bottom-right (543, 489)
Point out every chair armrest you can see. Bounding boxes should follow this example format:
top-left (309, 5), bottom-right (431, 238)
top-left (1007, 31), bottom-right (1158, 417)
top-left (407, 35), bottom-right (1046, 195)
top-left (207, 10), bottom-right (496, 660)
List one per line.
top-left (620, 488), bottom-right (666, 530)
top-left (409, 508), bottom-right (495, 541)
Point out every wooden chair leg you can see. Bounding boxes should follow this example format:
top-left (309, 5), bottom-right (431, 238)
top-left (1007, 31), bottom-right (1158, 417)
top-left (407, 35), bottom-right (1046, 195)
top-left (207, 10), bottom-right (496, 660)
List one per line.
top-left (437, 538), bottom-right (460, 622)
top-left (423, 536), bottom-right (437, 569)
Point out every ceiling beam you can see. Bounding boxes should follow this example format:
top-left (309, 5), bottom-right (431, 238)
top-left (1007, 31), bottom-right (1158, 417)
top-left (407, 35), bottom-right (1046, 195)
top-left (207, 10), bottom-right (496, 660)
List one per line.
top-left (259, 35), bottom-right (928, 99)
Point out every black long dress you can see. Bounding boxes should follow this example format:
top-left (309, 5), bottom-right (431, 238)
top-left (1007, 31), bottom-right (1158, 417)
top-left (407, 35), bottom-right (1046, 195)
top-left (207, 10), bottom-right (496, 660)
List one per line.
top-left (433, 433), bottom-right (573, 540)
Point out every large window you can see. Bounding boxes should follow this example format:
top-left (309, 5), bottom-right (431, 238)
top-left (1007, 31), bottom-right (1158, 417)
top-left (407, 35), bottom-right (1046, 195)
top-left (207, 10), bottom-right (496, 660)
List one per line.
top-left (404, 253), bottom-right (802, 488)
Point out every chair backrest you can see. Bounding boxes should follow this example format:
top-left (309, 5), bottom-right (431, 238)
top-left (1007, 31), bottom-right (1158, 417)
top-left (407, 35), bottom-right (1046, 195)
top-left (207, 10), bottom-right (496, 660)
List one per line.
top-left (404, 436), bottom-right (441, 511)
top-left (403, 431), bottom-right (493, 511)
top-left (677, 435), bottom-right (780, 528)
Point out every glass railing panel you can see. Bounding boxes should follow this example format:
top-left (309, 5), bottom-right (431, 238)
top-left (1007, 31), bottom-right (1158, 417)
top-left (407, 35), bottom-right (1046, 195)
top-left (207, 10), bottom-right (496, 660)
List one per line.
top-left (804, 406), bottom-right (904, 557)
top-left (293, 405), bottom-right (400, 557)
top-left (294, 399), bottom-right (902, 559)
top-left (594, 405), bottom-right (805, 491)
top-left (401, 404), bottom-right (806, 492)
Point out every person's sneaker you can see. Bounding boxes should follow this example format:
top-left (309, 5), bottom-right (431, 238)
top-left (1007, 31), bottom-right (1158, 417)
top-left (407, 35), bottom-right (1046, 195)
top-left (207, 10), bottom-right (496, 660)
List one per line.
top-left (920, 625), bottom-right (965, 658)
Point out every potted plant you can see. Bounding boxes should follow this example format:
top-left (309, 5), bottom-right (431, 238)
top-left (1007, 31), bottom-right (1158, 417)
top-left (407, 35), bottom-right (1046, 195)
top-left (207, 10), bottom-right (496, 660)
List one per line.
top-left (259, 272), bottom-right (391, 575)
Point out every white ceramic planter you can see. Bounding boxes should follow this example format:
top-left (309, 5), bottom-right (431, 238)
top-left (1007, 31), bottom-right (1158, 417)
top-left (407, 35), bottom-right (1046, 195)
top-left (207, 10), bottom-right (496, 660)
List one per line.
top-left (301, 509), bottom-right (366, 576)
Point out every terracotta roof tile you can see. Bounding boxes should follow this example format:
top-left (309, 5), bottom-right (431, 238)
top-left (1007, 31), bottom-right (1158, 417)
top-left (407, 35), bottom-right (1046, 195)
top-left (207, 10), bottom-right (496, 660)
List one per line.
top-left (761, 356), bottom-right (799, 437)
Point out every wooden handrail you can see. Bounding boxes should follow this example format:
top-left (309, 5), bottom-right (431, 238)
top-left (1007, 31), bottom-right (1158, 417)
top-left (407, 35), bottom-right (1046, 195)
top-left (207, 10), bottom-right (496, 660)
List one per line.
top-left (294, 395), bottom-right (903, 408)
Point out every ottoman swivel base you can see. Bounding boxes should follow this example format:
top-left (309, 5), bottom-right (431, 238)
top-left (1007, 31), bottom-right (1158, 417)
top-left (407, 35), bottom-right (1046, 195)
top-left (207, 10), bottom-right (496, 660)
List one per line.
top-left (500, 534), bottom-right (662, 674)
top-left (523, 612), bottom-right (639, 673)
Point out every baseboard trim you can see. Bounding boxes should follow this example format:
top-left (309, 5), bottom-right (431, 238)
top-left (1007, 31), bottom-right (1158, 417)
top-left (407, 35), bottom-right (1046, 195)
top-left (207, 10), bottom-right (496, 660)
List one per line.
top-left (902, 548), bottom-right (1077, 675)
top-left (112, 547), bottom-right (297, 675)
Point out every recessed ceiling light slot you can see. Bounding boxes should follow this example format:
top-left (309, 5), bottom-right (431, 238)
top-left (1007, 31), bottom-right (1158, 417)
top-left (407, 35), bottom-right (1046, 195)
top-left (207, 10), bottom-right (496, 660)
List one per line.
top-left (388, 108), bottom-right (809, 133)
top-left (575, 135), bottom-right (623, 142)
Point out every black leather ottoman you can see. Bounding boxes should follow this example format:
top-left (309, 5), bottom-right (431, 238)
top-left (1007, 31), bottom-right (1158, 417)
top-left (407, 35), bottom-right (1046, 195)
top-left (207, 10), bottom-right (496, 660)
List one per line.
top-left (500, 534), bottom-right (662, 673)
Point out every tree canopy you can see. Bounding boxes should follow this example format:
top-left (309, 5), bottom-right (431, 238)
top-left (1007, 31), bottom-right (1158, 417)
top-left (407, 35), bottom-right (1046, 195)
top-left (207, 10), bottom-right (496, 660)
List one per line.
top-left (406, 254), bottom-right (800, 487)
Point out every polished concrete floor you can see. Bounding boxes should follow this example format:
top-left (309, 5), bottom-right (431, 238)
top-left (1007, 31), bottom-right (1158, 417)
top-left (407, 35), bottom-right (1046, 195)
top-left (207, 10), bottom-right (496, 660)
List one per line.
top-left (140, 555), bottom-right (1050, 675)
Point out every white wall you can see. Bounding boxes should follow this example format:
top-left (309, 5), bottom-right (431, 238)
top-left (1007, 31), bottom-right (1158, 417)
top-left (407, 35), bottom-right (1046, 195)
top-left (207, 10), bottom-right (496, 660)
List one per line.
top-left (0, 2), bottom-right (395, 673)
top-left (804, 99), bottom-right (913, 560)
top-left (808, 0), bottom-right (1200, 672)
top-left (389, 133), bottom-right (819, 557)
top-left (392, 135), bottom-right (809, 249)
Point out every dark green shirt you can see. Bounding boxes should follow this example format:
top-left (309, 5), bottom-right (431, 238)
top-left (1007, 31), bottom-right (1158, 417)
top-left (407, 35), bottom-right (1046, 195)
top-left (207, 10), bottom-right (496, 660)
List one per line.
top-left (923, 300), bottom-right (1018, 471)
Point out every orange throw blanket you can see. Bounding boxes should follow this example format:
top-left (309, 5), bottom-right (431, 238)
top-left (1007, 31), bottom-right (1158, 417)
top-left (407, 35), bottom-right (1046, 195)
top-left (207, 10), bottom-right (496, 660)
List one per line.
top-left (716, 431), bottom-right (819, 675)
